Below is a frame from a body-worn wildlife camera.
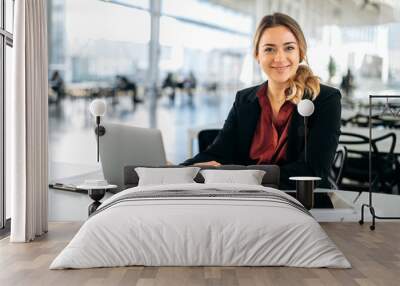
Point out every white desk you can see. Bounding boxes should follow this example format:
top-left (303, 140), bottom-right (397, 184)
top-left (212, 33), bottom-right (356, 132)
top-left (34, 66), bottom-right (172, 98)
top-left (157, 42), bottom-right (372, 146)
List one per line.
top-left (285, 188), bottom-right (357, 222)
top-left (48, 187), bottom-right (114, 221)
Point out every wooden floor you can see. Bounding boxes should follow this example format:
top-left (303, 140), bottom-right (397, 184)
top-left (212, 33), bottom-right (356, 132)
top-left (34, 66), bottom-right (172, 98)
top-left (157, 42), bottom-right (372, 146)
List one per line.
top-left (0, 222), bottom-right (400, 286)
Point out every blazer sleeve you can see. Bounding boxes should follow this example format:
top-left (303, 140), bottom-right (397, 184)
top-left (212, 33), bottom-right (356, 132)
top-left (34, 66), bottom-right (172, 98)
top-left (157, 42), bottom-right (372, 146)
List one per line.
top-left (280, 89), bottom-right (342, 188)
top-left (181, 93), bottom-right (240, 165)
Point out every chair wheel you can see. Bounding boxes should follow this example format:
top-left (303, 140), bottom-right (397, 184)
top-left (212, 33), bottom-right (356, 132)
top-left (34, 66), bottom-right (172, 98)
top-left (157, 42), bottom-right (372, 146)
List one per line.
top-left (358, 220), bottom-right (364, 225)
top-left (370, 225), bottom-right (375, 231)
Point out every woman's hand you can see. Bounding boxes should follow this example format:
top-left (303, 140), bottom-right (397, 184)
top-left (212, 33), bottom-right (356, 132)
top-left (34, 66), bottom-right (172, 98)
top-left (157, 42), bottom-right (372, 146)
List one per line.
top-left (193, 161), bottom-right (221, 167)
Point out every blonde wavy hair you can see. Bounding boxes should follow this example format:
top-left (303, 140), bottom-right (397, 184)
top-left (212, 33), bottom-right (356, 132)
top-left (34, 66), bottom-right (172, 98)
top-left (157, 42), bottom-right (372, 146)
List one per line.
top-left (253, 13), bottom-right (320, 103)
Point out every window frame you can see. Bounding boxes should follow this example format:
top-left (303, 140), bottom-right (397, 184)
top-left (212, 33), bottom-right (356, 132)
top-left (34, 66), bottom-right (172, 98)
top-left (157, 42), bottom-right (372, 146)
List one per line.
top-left (0, 0), bottom-right (13, 231)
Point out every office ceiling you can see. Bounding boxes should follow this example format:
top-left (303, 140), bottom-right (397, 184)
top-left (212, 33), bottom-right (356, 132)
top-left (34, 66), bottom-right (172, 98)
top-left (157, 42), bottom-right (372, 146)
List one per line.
top-left (205, 0), bottom-right (400, 26)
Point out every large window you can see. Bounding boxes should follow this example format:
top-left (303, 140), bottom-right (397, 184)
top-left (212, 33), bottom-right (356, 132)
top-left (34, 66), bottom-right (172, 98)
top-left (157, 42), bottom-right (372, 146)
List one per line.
top-left (1, 0), bottom-right (14, 230)
top-left (48, 0), bottom-right (151, 168)
top-left (47, 0), bottom-right (252, 170)
top-left (160, 0), bottom-right (251, 91)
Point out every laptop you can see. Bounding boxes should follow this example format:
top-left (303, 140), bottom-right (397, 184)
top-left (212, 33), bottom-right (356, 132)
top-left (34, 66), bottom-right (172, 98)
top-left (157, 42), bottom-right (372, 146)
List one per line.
top-left (99, 122), bottom-right (167, 188)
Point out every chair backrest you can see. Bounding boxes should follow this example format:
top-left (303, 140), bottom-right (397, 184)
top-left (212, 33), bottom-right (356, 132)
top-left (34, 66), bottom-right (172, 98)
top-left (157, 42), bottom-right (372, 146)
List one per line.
top-left (328, 145), bottom-right (347, 189)
top-left (198, 129), bottom-right (221, 152)
top-left (347, 113), bottom-right (397, 129)
top-left (339, 131), bottom-right (378, 154)
top-left (340, 131), bottom-right (396, 155)
top-left (338, 131), bottom-right (397, 192)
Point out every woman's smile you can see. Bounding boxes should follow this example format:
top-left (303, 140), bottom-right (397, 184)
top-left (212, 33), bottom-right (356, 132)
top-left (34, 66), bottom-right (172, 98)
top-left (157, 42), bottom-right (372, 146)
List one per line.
top-left (271, 65), bottom-right (291, 73)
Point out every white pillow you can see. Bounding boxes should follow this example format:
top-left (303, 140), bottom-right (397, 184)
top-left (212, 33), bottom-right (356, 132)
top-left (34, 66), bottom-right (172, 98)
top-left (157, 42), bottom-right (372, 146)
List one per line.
top-left (200, 169), bottom-right (266, 185)
top-left (135, 167), bottom-right (201, 186)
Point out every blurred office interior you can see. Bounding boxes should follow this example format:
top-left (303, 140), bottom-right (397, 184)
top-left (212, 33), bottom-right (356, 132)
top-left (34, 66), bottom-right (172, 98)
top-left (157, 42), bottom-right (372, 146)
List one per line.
top-left (47, 0), bottom-right (400, 197)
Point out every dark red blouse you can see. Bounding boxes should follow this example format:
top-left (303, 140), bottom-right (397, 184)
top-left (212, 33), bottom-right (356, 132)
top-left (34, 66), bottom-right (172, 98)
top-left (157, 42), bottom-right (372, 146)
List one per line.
top-left (249, 84), bottom-right (295, 164)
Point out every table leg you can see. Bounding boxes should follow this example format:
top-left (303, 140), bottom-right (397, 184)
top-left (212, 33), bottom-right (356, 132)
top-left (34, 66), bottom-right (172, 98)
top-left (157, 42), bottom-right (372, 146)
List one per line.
top-left (88, 201), bottom-right (102, 216)
top-left (88, 189), bottom-right (106, 216)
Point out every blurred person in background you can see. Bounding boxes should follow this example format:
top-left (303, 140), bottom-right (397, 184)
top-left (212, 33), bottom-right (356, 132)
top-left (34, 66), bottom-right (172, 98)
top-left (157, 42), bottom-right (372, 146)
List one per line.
top-left (115, 75), bottom-right (143, 106)
top-left (340, 68), bottom-right (355, 98)
top-left (50, 70), bottom-right (66, 105)
top-left (184, 71), bottom-right (197, 105)
top-left (162, 72), bottom-right (177, 104)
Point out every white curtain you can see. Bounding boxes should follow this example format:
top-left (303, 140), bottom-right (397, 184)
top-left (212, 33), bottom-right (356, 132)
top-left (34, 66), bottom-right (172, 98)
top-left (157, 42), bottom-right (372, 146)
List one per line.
top-left (9, 0), bottom-right (48, 242)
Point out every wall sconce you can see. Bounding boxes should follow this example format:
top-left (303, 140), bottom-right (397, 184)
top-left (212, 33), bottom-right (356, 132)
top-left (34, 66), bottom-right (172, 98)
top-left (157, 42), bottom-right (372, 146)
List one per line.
top-left (89, 99), bottom-right (106, 162)
top-left (297, 99), bottom-right (314, 162)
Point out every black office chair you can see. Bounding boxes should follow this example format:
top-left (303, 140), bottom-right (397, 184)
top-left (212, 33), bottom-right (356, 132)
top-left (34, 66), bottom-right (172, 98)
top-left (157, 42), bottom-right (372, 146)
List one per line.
top-left (198, 129), bottom-right (220, 152)
top-left (339, 131), bottom-right (398, 195)
top-left (328, 145), bottom-right (347, 190)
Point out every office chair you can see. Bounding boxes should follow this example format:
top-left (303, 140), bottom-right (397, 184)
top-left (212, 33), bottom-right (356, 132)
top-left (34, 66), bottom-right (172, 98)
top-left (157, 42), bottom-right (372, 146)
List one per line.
top-left (328, 145), bottom-right (347, 190)
top-left (339, 131), bottom-right (398, 196)
top-left (198, 129), bottom-right (220, 152)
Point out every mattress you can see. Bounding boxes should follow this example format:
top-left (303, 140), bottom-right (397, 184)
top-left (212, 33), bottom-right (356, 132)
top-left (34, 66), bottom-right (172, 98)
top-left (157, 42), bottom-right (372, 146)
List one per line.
top-left (50, 183), bottom-right (351, 269)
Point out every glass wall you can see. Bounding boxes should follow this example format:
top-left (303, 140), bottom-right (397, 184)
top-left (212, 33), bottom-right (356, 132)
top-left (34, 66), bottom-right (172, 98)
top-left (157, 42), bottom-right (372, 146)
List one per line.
top-left (388, 22), bottom-right (400, 87)
top-left (48, 0), bottom-right (252, 171)
top-left (49, 0), bottom-right (151, 169)
top-left (159, 15), bottom-right (250, 92)
top-left (307, 23), bottom-right (395, 98)
top-left (157, 0), bottom-right (251, 162)
top-left (5, 0), bottom-right (12, 32)
top-left (4, 44), bottom-right (11, 221)
top-left (64, 0), bottom-right (150, 84)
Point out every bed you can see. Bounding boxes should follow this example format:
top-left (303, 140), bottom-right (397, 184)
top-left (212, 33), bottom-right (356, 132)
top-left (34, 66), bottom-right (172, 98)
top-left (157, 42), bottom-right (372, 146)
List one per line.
top-left (50, 166), bottom-right (350, 269)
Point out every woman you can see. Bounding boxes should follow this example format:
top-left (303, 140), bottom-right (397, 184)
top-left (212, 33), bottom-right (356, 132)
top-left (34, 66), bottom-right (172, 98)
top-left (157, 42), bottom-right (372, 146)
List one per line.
top-left (182, 13), bottom-right (341, 198)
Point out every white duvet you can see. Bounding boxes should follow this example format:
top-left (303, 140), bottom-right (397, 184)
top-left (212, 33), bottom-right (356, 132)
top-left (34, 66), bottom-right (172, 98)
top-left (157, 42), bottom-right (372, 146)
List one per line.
top-left (50, 183), bottom-right (351, 269)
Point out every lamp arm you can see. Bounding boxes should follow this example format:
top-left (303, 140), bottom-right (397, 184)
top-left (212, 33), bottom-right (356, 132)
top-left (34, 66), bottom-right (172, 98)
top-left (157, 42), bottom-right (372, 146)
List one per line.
top-left (97, 116), bottom-right (100, 162)
top-left (304, 117), bottom-right (308, 163)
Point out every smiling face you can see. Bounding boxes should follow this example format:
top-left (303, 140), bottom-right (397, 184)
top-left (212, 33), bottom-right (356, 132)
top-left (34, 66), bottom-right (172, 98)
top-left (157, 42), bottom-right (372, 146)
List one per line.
top-left (256, 25), bottom-right (300, 86)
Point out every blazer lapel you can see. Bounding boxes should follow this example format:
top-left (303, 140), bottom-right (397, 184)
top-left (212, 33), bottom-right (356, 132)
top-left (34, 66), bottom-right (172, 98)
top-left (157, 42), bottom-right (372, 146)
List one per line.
top-left (287, 108), bottom-right (304, 161)
top-left (245, 92), bottom-right (261, 137)
top-left (240, 86), bottom-right (261, 163)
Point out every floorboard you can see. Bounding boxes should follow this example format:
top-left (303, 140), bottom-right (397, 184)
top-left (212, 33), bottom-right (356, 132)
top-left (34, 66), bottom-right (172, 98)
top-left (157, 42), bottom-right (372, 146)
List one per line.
top-left (0, 222), bottom-right (399, 286)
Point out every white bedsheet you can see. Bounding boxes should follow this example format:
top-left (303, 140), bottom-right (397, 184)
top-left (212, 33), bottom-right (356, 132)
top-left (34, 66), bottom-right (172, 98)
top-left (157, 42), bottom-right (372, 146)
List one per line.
top-left (50, 183), bottom-right (351, 269)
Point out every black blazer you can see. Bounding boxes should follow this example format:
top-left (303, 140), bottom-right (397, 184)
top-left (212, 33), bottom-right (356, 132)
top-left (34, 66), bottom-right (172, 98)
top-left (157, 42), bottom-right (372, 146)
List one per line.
top-left (182, 82), bottom-right (342, 189)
